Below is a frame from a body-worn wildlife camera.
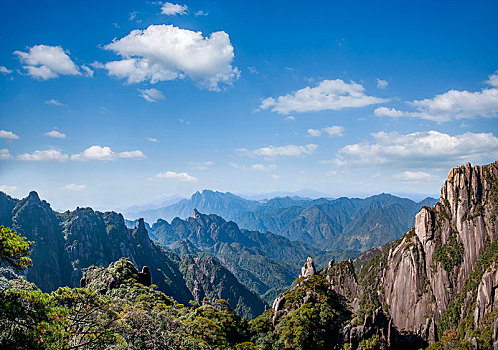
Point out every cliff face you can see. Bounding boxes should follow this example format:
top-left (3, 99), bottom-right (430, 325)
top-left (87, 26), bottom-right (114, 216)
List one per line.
top-left (382, 162), bottom-right (497, 339)
top-left (272, 162), bottom-right (497, 348)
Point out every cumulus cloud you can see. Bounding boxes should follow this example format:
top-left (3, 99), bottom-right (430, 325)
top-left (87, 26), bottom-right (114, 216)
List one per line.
top-left (237, 144), bottom-right (318, 158)
top-left (307, 129), bottom-right (321, 137)
top-left (0, 130), bottom-right (20, 140)
top-left (146, 137), bottom-right (159, 143)
top-left (308, 126), bottom-right (344, 137)
top-left (71, 145), bottom-right (146, 161)
top-left (138, 88), bottom-right (165, 102)
top-left (161, 2), bottom-right (188, 15)
top-left (323, 126), bottom-right (345, 137)
top-left (0, 149), bottom-right (13, 160)
top-left (101, 24), bottom-right (239, 91)
top-left (45, 130), bottom-right (66, 139)
top-left (18, 149), bottom-right (69, 162)
top-left (189, 161), bottom-right (214, 170)
top-left (487, 71), bottom-right (498, 87)
top-left (60, 184), bottom-right (87, 191)
top-left (258, 79), bottom-right (388, 114)
top-left (0, 66), bottom-right (12, 74)
top-left (334, 131), bottom-right (498, 167)
top-left (14, 45), bottom-right (83, 80)
top-left (154, 171), bottom-right (197, 182)
top-left (229, 162), bottom-right (276, 172)
top-left (285, 116), bottom-right (296, 121)
top-left (376, 78), bottom-right (388, 89)
top-left (374, 71), bottom-right (498, 122)
top-left (393, 171), bottom-right (440, 183)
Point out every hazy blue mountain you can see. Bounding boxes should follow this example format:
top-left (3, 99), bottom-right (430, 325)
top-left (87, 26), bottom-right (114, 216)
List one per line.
top-left (0, 191), bottom-right (266, 319)
top-left (149, 209), bottom-right (331, 303)
top-left (134, 190), bottom-right (437, 252)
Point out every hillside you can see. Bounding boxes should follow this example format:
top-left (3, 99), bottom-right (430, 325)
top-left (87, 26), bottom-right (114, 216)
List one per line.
top-left (0, 192), bottom-right (266, 319)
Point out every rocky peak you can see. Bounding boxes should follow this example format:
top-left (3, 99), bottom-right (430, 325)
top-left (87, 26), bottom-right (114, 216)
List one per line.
top-left (27, 191), bottom-right (41, 205)
top-left (132, 218), bottom-right (151, 246)
top-left (300, 256), bottom-right (316, 278)
top-left (193, 208), bottom-right (201, 219)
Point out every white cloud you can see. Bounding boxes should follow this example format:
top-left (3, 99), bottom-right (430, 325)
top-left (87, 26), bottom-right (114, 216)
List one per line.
top-left (307, 129), bottom-right (321, 137)
top-left (60, 184), bottom-right (86, 191)
top-left (375, 71), bottom-right (498, 122)
top-left (146, 137), bottom-right (159, 143)
top-left (70, 146), bottom-right (146, 161)
top-left (307, 126), bottom-right (344, 137)
top-left (0, 149), bottom-right (13, 160)
top-left (285, 116), bottom-right (296, 121)
top-left (154, 171), bottom-right (197, 182)
top-left (251, 163), bottom-right (277, 172)
top-left (14, 45), bottom-right (82, 80)
top-left (237, 144), bottom-right (318, 158)
top-left (0, 130), bottom-right (20, 140)
top-left (258, 79), bottom-right (389, 114)
top-left (18, 149), bottom-right (69, 162)
top-left (45, 130), bottom-right (66, 139)
top-left (393, 171), bottom-right (439, 183)
top-left (335, 131), bottom-right (498, 167)
top-left (229, 162), bottom-right (277, 172)
top-left (138, 88), bottom-right (165, 102)
top-left (487, 71), bottom-right (498, 87)
top-left (0, 185), bottom-right (18, 193)
top-left (102, 24), bottom-right (239, 91)
top-left (323, 126), bottom-right (344, 137)
top-left (195, 10), bottom-right (208, 16)
top-left (45, 99), bottom-right (65, 106)
top-left (0, 66), bottom-right (12, 74)
top-left (189, 161), bottom-right (214, 170)
top-left (161, 2), bottom-right (188, 15)
top-left (376, 78), bottom-right (388, 89)
top-left (81, 65), bottom-right (94, 77)
top-left (374, 107), bottom-right (406, 118)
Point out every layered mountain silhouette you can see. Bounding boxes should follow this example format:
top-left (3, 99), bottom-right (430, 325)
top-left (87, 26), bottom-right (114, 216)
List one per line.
top-left (0, 192), bottom-right (265, 319)
top-left (130, 190), bottom-right (437, 252)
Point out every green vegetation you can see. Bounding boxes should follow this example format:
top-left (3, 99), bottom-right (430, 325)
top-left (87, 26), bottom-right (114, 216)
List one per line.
top-left (249, 275), bottom-right (351, 350)
top-left (433, 233), bottom-right (464, 273)
top-left (433, 238), bottom-right (498, 348)
top-left (0, 242), bottom-right (254, 349)
top-left (0, 226), bottom-right (32, 270)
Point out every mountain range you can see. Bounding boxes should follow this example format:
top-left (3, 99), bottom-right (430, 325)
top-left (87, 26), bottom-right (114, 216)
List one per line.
top-left (129, 190), bottom-right (437, 252)
top-left (0, 192), bottom-right (265, 319)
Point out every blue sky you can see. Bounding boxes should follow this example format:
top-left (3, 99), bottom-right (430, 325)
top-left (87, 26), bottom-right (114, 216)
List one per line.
top-left (1, 0), bottom-right (497, 210)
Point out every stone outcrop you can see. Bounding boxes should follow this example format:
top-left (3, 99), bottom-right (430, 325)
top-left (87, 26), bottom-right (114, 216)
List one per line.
top-left (138, 266), bottom-right (151, 286)
top-left (474, 262), bottom-right (498, 326)
top-left (300, 256), bottom-right (316, 278)
top-left (381, 162), bottom-right (498, 340)
top-left (313, 161), bottom-right (498, 347)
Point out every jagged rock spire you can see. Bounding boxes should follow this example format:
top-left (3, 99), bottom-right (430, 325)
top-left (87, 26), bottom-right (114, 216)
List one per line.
top-left (300, 256), bottom-right (316, 278)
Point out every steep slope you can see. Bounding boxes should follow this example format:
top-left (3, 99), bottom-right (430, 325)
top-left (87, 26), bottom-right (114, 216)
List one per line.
top-left (6, 192), bottom-right (73, 291)
top-left (0, 193), bottom-right (266, 319)
top-left (150, 210), bottom-right (325, 303)
top-left (316, 161), bottom-right (498, 347)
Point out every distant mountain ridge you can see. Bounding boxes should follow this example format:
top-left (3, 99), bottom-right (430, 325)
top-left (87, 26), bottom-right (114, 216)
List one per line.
top-left (148, 209), bottom-right (345, 303)
top-left (130, 190), bottom-right (437, 252)
top-left (0, 191), bottom-right (266, 319)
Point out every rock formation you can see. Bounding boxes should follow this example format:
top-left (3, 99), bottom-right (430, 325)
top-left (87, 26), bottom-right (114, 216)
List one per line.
top-left (300, 256), bottom-right (316, 278)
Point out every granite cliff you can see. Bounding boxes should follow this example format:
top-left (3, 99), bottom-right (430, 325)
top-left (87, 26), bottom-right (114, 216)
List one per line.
top-left (266, 162), bottom-right (498, 348)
